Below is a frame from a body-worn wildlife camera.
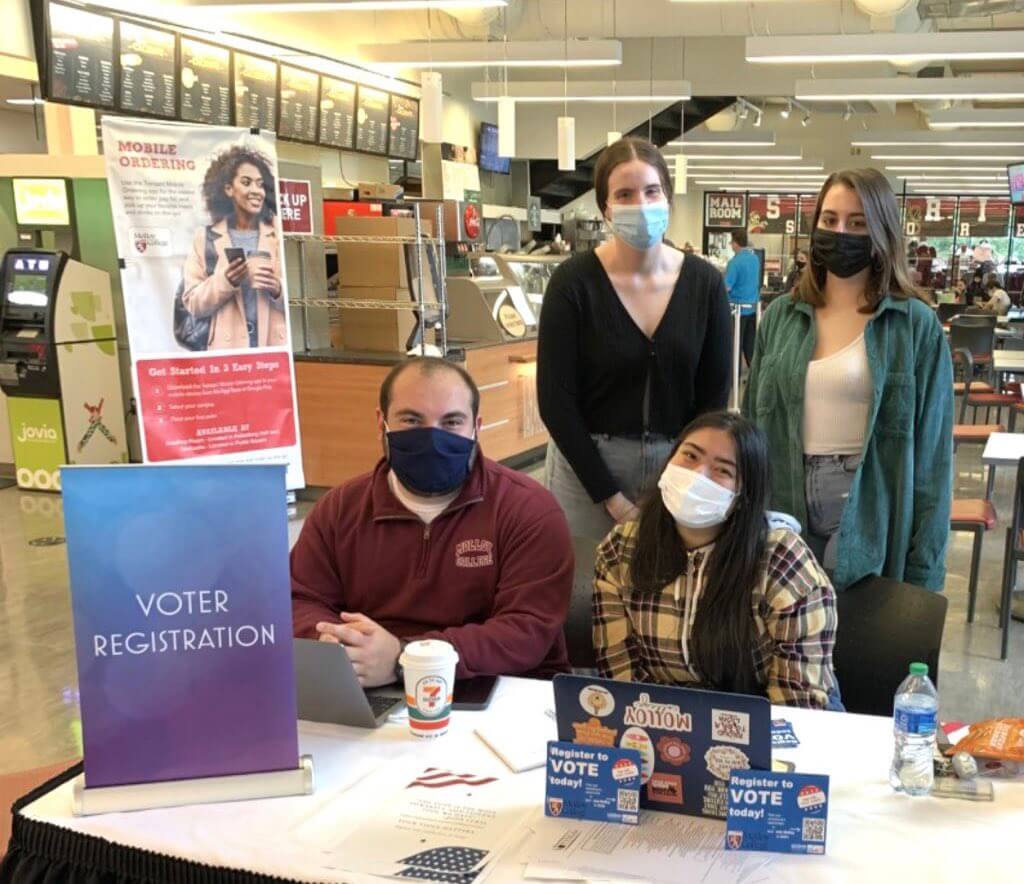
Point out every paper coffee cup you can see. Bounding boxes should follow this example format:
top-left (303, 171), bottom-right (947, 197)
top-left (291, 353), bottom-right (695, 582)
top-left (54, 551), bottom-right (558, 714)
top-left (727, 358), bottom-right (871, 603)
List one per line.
top-left (400, 640), bottom-right (458, 739)
top-left (246, 250), bottom-right (272, 293)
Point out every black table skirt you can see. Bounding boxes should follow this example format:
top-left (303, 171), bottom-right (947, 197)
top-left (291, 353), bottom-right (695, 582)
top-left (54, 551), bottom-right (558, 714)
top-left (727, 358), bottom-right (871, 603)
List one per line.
top-left (2, 766), bottom-right (305, 884)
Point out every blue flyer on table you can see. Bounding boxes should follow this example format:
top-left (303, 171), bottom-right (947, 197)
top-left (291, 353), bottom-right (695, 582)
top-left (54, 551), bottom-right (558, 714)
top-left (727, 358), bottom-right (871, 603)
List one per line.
top-left (545, 741), bottom-right (641, 825)
top-left (725, 771), bottom-right (829, 855)
top-left (771, 719), bottom-right (800, 748)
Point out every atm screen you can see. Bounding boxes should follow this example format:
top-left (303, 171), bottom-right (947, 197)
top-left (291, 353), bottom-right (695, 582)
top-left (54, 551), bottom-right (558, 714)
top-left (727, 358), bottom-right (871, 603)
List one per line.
top-left (7, 273), bottom-right (49, 308)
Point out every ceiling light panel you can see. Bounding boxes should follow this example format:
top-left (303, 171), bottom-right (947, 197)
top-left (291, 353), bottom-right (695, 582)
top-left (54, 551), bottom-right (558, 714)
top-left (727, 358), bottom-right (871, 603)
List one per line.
top-left (796, 76), bottom-right (1024, 102)
top-left (928, 109), bottom-right (1024, 129)
top-left (191, 0), bottom-right (506, 9)
top-left (747, 31), bottom-right (1024, 64)
top-left (471, 80), bottom-right (691, 102)
top-left (665, 131), bottom-right (776, 147)
top-left (358, 39), bottom-right (621, 69)
top-left (853, 130), bottom-right (1024, 146)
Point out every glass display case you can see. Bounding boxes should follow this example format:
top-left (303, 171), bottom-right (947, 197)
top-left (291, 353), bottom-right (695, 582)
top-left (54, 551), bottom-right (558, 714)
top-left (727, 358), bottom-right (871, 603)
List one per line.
top-left (486, 253), bottom-right (568, 315)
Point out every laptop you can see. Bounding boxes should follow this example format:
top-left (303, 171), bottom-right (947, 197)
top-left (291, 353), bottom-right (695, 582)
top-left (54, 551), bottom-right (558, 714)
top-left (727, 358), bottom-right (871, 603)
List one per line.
top-left (293, 638), bottom-right (404, 728)
top-left (552, 673), bottom-right (771, 820)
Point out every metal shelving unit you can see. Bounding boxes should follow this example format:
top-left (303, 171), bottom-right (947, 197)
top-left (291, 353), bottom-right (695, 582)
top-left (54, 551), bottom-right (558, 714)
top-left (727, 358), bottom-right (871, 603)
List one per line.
top-left (285, 202), bottom-right (448, 355)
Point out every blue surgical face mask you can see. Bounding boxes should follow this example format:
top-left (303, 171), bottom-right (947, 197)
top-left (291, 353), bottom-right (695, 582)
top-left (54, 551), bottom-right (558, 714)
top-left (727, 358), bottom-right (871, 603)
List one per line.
top-left (385, 424), bottom-right (477, 496)
top-left (608, 202), bottom-right (670, 251)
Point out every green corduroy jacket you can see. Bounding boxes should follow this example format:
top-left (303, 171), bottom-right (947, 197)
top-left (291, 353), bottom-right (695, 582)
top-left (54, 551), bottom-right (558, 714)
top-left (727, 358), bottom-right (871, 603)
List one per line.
top-left (743, 294), bottom-right (953, 591)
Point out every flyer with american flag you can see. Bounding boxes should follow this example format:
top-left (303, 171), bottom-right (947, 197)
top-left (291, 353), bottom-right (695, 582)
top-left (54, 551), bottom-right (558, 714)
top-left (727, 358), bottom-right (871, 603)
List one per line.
top-left (324, 758), bottom-right (535, 883)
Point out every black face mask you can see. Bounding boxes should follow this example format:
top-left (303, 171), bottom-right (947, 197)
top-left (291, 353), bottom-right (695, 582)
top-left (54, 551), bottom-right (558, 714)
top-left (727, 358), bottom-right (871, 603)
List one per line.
top-left (811, 228), bottom-right (874, 279)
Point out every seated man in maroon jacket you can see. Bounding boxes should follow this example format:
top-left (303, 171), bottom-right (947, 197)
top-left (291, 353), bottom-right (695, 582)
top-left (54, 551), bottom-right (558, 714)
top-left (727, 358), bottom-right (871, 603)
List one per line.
top-left (291, 356), bottom-right (573, 686)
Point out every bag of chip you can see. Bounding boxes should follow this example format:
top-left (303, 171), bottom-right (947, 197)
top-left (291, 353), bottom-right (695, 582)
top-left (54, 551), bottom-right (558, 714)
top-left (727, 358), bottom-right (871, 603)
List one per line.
top-left (950, 719), bottom-right (1024, 761)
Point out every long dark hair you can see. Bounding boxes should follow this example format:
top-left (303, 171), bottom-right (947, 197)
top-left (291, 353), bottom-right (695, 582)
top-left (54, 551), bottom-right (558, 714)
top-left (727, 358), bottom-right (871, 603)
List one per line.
top-left (201, 145), bottom-right (277, 225)
top-left (796, 168), bottom-right (925, 312)
top-left (629, 412), bottom-right (770, 695)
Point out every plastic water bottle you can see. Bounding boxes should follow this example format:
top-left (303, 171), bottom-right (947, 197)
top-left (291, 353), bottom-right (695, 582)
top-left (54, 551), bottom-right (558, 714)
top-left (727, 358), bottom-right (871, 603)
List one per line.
top-left (889, 662), bottom-right (938, 796)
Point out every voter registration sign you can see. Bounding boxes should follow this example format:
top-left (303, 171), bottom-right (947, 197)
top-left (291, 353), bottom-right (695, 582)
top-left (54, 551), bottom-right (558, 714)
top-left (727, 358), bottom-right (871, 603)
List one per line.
top-left (545, 741), bottom-right (641, 825)
top-left (62, 463), bottom-right (300, 789)
top-left (725, 772), bottom-right (830, 855)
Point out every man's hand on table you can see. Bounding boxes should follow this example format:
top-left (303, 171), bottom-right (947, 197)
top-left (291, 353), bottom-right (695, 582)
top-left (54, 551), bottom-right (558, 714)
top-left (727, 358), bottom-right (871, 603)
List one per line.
top-left (316, 613), bottom-right (402, 688)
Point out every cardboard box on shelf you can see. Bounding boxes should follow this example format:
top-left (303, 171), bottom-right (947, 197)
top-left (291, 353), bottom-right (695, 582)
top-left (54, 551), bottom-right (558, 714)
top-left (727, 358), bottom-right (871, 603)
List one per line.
top-left (358, 182), bottom-right (404, 200)
top-left (333, 216), bottom-right (434, 288)
top-left (332, 286), bottom-right (434, 353)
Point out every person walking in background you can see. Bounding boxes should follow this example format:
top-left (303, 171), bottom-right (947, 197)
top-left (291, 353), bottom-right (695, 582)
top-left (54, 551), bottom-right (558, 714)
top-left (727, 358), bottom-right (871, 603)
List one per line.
top-left (724, 229), bottom-right (761, 368)
top-left (537, 136), bottom-right (732, 542)
top-left (593, 412), bottom-right (839, 709)
top-left (744, 168), bottom-right (952, 591)
top-left (784, 248), bottom-right (808, 293)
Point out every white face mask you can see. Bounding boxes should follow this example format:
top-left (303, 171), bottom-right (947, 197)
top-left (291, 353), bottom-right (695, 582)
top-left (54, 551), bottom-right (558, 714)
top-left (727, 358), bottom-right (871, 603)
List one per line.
top-left (658, 464), bottom-right (737, 529)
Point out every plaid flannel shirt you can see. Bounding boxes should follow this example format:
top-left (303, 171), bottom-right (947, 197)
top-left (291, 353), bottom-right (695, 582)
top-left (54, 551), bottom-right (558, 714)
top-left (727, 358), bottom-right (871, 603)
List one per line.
top-left (593, 523), bottom-right (839, 709)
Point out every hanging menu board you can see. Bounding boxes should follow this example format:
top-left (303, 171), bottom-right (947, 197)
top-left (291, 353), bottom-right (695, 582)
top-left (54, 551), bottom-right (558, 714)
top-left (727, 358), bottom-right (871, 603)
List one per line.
top-left (234, 53), bottom-right (278, 131)
top-left (118, 21), bottom-right (176, 118)
top-left (959, 197), bottom-right (1012, 238)
top-left (180, 37), bottom-right (231, 126)
top-left (356, 85), bottom-right (390, 155)
top-left (388, 94), bottom-right (420, 160)
top-left (903, 197), bottom-right (957, 238)
top-left (319, 76), bottom-right (356, 149)
top-left (747, 195), bottom-right (798, 235)
top-left (47, 2), bottom-right (115, 108)
top-left (278, 65), bottom-right (319, 143)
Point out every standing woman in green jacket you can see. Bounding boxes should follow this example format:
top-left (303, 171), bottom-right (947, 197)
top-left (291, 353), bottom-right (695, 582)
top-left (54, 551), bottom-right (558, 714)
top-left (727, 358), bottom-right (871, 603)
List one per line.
top-left (743, 169), bottom-right (952, 591)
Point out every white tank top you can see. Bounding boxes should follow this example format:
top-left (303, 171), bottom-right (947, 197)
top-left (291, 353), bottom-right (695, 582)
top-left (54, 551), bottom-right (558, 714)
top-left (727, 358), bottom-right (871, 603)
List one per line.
top-left (802, 333), bottom-right (872, 456)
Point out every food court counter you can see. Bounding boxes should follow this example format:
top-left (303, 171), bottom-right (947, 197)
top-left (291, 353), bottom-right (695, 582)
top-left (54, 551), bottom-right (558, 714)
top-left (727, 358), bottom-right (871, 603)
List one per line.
top-left (294, 340), bottom-right (547, 488)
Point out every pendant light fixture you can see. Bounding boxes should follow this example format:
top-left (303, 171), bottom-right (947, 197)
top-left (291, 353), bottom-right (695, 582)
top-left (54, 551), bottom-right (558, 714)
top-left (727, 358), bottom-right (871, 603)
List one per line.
top-left (420, 10), bottom-right (443, 143)
top-left (674, 154), bottom-right (687, 194)
top-left (497, 7), bottom-right (515, 157)
top-left (557, 0), bottom-right (575, 170)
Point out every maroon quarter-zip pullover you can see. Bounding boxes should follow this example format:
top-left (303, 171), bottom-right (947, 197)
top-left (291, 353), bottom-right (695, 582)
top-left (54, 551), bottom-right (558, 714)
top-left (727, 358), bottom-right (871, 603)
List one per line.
top-left (291, 455), bottom-right (573, 678)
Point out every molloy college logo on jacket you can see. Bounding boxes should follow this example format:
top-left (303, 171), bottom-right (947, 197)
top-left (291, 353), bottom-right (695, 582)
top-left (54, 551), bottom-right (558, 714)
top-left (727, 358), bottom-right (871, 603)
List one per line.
top-left (455, 538), bottom-right (494, 569)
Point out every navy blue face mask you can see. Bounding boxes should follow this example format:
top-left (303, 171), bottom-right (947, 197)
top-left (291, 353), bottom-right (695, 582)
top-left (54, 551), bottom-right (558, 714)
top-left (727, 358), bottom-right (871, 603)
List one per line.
top-left (385, 425), bottom-right (477, 495)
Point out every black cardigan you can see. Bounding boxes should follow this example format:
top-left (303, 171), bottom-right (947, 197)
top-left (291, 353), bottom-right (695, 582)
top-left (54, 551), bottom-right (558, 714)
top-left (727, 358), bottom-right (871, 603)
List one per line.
top-left (536, 250), bottom-right (732, 503)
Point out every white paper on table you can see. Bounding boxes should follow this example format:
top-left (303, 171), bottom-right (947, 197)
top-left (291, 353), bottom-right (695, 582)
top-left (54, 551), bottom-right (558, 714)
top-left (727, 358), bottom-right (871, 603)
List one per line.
top-left (474, 707), bottom-right (555, 773)
top-left (522, 809), bottom-right (775, 884)
top-left (311, 753), bottom-right (538, 882)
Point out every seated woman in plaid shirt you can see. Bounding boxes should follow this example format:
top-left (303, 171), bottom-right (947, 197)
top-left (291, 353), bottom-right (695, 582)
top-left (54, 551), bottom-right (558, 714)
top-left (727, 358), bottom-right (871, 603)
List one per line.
top-left (592, 411), bottom-right (839, 709)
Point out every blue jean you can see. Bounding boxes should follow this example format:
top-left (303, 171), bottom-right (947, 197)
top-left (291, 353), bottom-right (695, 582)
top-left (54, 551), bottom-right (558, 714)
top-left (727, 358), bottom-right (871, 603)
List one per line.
top-left (544, 433), bottom-right (675, 542)
top-left (804, 453), bottom-right (861, 573)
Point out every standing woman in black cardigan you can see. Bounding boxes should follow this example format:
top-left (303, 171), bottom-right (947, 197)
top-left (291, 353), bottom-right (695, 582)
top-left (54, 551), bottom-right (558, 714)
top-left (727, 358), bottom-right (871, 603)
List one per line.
top-left (537, 137), bottom-right (733, 541)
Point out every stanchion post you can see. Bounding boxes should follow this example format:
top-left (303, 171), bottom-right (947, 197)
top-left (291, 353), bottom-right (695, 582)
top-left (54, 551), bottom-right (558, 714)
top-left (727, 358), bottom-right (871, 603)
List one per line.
top-left (296, 238), bottom-right (310, 353)
top-left (731, 304), bottom-right (742, 412)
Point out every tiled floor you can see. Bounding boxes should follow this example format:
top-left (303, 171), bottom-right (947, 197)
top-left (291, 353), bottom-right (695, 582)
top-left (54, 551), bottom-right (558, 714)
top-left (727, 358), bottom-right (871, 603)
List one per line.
top-left (1, 444), bottom-right (1022, 776)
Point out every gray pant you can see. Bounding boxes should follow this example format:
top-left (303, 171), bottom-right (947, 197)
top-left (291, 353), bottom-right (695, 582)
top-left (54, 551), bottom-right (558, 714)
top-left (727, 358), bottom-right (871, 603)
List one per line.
top-left (545, 434), bottom-right (676, 541)
top-left (804, 453), bottom-right (861, 571)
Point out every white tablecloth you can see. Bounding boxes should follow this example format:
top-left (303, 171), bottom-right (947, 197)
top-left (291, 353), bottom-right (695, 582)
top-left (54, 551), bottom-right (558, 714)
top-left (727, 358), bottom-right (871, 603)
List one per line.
top-left (18, 677), bottom-right (1022, 882)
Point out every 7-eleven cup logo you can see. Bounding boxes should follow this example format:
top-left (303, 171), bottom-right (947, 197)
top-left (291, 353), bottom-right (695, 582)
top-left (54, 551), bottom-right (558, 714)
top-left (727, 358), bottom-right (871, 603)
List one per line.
top-left (416, 676), bottom-right (447, 718)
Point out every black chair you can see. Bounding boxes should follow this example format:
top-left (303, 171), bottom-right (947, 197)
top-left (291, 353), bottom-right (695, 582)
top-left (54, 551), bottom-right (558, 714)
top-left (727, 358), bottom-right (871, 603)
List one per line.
top-left (949, 319), bottom-right (996, 378)
top-left (565, 535), bottom-right (601, 670)
top-left (936, 303), bottom-right (962, 324)
top-left (833, 575), bottom-right (947, 717)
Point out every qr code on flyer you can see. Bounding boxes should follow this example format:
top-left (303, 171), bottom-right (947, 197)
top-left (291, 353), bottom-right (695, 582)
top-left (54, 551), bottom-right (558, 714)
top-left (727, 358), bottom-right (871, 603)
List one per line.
top-left (617, 789), bottom-right (639, 813)
top-left (802, 817), bottom-right (826, 843)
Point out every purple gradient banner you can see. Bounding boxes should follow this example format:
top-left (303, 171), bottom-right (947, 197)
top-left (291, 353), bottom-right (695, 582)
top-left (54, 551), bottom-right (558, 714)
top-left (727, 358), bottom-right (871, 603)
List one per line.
top-left (62, 463), bottom-right (299, 788)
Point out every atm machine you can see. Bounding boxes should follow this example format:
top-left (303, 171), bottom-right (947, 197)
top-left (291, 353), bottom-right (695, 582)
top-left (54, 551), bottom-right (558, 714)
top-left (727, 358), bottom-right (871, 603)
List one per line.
top-left (0, 250), bottom-right (128, 491)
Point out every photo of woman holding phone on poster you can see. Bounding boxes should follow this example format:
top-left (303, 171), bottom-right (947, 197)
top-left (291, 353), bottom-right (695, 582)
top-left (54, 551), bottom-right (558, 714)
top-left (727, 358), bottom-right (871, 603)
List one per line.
top-left (179, 144), bottom-right (286, 351)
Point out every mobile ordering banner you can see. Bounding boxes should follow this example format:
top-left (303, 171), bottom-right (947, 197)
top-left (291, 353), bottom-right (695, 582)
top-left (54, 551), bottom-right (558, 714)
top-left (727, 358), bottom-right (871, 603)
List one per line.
top-left (101, 117), bottom-right (304, 489)
top-left (63, 463), bottom-right (300, 789)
